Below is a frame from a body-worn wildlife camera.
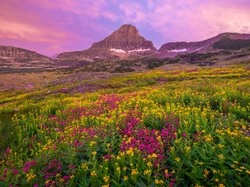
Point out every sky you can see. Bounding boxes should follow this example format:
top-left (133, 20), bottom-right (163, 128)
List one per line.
top-left (1, 0), bottom-right (250, 57)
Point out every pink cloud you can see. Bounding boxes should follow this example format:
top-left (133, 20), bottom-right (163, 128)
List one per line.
top-left (119, 3), bottom-right (146, 23)
top-left (45, 44), bottom-right (66, 55)
top-left (23, 0), bottom-right (115, 20)
top-left (1, 0), bottom-right (250, 56)
top-left (142, 0), bottom-right (250, 42)
top-left (0, 1), bottom-right (72, 43)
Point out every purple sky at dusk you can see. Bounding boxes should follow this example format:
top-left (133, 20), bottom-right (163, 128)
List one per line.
top-left (1, 0), bottom-right (250, 57)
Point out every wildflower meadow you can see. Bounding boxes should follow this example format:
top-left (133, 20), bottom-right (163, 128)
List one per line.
top-left (0, 67), bottom-right (250, 187)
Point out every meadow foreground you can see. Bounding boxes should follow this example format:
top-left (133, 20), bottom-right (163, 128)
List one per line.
top-left (0, 67), bottom-right (250, 187)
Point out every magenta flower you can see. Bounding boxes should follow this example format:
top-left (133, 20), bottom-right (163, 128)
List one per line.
top-left (68, 165), bottom-right (75, 170)
top-left (12, 169), bottom-right (18, 175)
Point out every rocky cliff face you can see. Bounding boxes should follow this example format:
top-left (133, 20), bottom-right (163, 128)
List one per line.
top-left (158, 33), bottom-right (250, 58)
top-left (0, 46), bottom-right (54, 70)
top-left (57, 24), bottom-right (156, 62)
top-left (0, 46), bottom-right (50, 59)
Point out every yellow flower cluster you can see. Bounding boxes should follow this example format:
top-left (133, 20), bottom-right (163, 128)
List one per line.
top-left (155, 179), bottom-right (164, 184)
top-left (132, 169), bottom-right (138, 176)
top-left (26, 170), bottom-right (36, 182)
top-left (90, 171), bottom-right (97, 177)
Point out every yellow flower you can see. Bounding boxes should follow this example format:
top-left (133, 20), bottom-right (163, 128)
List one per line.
top-left (147, 162), bottom-right (153, 167)
top-left (46, 180), bottom-right (51, 184)
top-left (120, 152), bottom-right (125, 156)
top-left (90, 141), bottom-right (96, 146)
top-left (152, 153), bottom-right (157, 158)
top-left (56, 173), bottom-right (60, 178)
top-left (59, 178), bottom-right (65, 183)
top-left (185, 146), bottom-right (191, 152)
top-left (155, 179), bottom-right (159, 184)
top-left (203, 168), bottom-right (209, 178)
top-left (155, 179), bottom-right (164, 184)
top-left (102, 184), bottom-right (109, 187)
top-left (91, 170), bottom-right (97, 176)
top-left (126, 149), bottom-right (134, 156)
top-left (116, 167), bottom-right (121, 172)
top-left (218, 154), bottom-right (224, 160)
top-left (92, 151), bottom-right (97, 156)
top-left (217, 144), bottom-right (224, 148)
top-left (124, 176), bottom-right (128, 181)
top-left (165, 169), bottom-right (169, 175)
top-left (26, 170), bottom-right (36, 182)
top-left (218, 183), bottom-right (225, 187)
top-left (81, 163), bottom-right (88, 170)
top-left (103, 176), bottom-right (110, 183)
top-left (195, 184), bottom-right (203, 187)
top-left (175, 157), bottom-right (181, 163)
top-left (156, 136), bottom-right (161, 141)
top-left (132, 169), bottom-right (138, 175)
top-left (240, 166), bottom-right (246, 170)
top-left (143, 169), bottom-right (151, 175)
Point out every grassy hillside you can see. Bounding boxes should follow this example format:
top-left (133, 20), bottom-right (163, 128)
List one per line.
top-left (213, 38), bottom-right (250, 50)
top-left (0, 67), bottom-right (250, 186)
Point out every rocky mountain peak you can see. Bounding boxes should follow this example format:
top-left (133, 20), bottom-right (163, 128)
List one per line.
top-left (112, 24), bottom-right (141, 38)
top-left (90, 24), bottom-right (156, 51)
top-left (56, 24), bottom-right (157, 62)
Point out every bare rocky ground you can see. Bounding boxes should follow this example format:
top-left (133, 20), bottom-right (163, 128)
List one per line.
top-left (0, 54), bottom-right (249, 93)
top-left (0, 71), bottom-right (61, 91)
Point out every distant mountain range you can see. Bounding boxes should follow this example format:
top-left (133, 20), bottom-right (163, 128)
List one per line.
top-left (158, 32), bottom-right (250, 58)
top-left (1, 24), bottom-right (250, 67)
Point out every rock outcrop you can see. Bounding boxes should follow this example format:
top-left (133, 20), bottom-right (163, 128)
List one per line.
top-left (0, 46), bottom-right (50, 59)
top-left (0, 45), bottom-right (54, 70)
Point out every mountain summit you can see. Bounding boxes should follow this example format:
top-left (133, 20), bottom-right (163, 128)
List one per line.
top-left (90, 24), bottom-right (156, 51)
top-left (57, 24), bottom-right (156, 62)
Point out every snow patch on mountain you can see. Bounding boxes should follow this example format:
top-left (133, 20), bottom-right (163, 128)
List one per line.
top-left (128, 48), bottom-right (151, 53)
top-left (110, 49), bottom-right (126, 53)
top-left (169, 48), bottom-right (188, 52)
top-left (195, 47), bottom-right (204, 51)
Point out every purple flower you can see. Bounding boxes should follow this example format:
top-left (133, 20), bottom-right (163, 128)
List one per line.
top-left (68, 165), bottom-right (75, 170)
top-left (12, 169), bottom-right (18, 175)
top-left (26, 84), bottom-right (33, 89)
top-left (170, 181), bottom-right (175, 187)
top-left (182, 133), bottom-right (187, 138)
